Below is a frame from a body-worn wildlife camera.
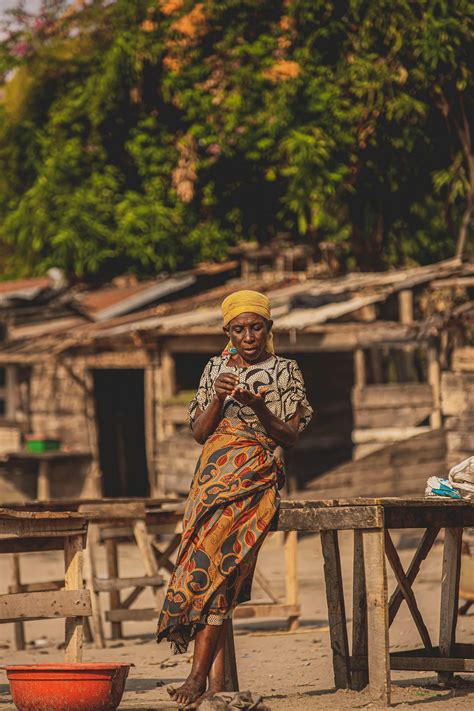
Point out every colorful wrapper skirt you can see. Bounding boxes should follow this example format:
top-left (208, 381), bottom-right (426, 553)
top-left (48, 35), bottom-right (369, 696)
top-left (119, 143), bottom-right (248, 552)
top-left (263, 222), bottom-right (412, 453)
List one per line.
top-left (156, 419), bottom-right (283, 653)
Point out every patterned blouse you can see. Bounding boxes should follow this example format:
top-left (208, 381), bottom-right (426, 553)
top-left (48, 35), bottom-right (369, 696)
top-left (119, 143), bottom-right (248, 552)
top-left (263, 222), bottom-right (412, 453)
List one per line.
top-left (189, 354), bottom-right (313, 436)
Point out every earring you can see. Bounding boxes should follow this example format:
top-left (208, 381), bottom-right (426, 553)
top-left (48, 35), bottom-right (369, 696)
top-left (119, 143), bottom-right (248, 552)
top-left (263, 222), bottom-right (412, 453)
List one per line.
top-left (228, 346), bottom-right (237, 354)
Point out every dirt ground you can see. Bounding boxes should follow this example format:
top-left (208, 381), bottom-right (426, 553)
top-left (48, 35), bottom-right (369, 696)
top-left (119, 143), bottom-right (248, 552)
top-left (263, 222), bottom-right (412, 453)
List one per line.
top-left (1, 529), bottom-right (474, 710)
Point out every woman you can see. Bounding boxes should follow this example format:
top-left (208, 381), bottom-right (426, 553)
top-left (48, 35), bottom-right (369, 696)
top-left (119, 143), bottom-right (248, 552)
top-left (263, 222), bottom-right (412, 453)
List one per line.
top-left (157, 289), bottom-right (312, 708)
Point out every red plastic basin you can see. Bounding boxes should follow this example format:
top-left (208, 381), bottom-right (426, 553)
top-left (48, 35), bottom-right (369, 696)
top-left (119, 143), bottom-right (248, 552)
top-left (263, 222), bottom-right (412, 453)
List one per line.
top-left (4, 663), bottom-right (131, 711)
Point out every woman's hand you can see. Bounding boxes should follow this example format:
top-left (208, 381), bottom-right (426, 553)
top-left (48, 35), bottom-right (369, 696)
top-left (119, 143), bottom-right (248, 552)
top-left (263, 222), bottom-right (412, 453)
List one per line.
top-left (214, 373), bottom-right (239, 402)
top-left (231, 385), bottom-right (268, 410)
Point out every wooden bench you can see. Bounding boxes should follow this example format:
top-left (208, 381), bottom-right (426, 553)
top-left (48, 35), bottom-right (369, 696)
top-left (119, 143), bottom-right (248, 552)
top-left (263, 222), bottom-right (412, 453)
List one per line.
top-left (0, 508), bottom-right (91, 662)
top-left (270, 498), bottom-right (474, 707)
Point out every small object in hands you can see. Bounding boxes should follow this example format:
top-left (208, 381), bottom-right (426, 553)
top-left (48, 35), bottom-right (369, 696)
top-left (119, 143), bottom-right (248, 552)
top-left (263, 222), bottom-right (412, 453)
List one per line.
top-left (425, 476), bottom-right (461, 499)
top-left (24, 435), bottom-right (61, 453)
top-left (4, 663), bottom-right (131, 711)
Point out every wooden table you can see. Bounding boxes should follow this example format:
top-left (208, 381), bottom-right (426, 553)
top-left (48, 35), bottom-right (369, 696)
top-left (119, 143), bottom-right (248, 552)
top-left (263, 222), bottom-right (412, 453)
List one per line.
top-left (3, 451), bottom-right (91, 501)
top-left (277, 497), bottom-right (474, 707)
top-left (0, 508), bottom-right (91, 661)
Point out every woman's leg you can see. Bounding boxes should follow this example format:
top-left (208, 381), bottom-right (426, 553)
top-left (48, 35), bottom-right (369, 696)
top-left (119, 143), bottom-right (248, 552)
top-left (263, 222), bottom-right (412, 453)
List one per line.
top-left (167, 623), bottom-right (221, 706)
top-left (186, 619), bottom-right (229, 709)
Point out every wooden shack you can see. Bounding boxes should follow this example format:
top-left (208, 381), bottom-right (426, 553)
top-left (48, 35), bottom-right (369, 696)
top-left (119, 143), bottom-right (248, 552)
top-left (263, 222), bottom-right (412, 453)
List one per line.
top-left (0, 258), bottom-right (472, 502)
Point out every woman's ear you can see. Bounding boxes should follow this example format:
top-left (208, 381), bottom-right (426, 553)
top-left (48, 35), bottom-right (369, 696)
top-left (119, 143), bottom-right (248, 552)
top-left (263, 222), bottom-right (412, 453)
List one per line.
top-left (223, 325), bottom-right (230, 337)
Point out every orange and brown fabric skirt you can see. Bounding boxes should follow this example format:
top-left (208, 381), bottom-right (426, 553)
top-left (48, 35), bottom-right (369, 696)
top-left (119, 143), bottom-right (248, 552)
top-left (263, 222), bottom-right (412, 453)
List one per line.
top-left (156, 420), bottom-right (283, 653)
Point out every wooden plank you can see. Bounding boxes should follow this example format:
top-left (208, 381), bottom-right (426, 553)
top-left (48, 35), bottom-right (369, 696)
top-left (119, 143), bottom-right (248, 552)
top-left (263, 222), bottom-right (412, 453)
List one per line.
top-left (354, 406), bottom-right (432, 428)
top-left (352, 427), bottom-right (431, 444)
top-left (0, 590), bottom-right (91, 623)
top-left (352, 530), bottom-right (368, 691)
top-left (354, 349), bottom-right (366, 387)
top-left (83, 524), bottom-right (105, 649)
top-left (452, 347), bottom-right (474, 372)
top-left (363, 528), bottom-right (390, 706)
top-left (64, 535), bottom-right (86, 662)
top-left (441, 373), bottom-right (474, 415)
top-left (8, 580), bottom-right (63, 594)
top-left (105, 539), bottom-right (122, 640)
top-left (94, 574), bottom-right (164, 592)
top-left (320, 530), bottom-right (351, 689)
top-left (427, 346), bottom-right (441, 428)
top-left (439, 527), bottom-right (463, 683)
top-left (352, 383), bottom-right (433, 409)
top-left (106, 603), bottom-right (301, 623)
top-left (132, 519), bottom-right (165, 609)
top-left (10, 554), bottom-right (25, 651)
top-left (78, 502), bottom-right (147, 519)
top-left (223, 620), bottom-right (239, 692)
top-left (398, 289), bottom-right (413, 324)
top-left (352, 655), bottom-right (474, 672)
top-left (384, 531), bottom-right (433, 651)
top-left (0, 537), bottom-right (78, 555)
top-left (384, 508), bottom-right (474, 529)
top-left (389, 527), bottom-right (439, 625)
top-left (284, 531), bottom-right (299, 631)
top-left (277, 506), bottom-right (383, 532)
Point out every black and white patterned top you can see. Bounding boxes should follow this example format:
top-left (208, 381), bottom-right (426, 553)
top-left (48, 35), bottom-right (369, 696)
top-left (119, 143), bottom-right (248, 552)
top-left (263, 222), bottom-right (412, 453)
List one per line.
top-left (189, 354), bottom-right (313, 435)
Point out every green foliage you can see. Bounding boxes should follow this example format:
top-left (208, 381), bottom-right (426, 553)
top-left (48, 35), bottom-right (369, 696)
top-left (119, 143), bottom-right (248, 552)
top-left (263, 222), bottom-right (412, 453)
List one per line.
top-left (0, 0), bottom-right (472, 279)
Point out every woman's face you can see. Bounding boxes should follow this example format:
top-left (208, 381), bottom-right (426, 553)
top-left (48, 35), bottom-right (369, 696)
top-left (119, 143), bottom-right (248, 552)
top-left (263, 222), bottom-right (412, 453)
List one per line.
top-left (224, 312), bottom-right (272, 362)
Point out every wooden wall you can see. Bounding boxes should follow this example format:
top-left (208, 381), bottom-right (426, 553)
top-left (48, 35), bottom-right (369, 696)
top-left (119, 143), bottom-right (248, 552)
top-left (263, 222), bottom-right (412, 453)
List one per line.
top-left (441, 348), bottom-right (474, 470)
top-left (305, 428), bottom-right (446, 499)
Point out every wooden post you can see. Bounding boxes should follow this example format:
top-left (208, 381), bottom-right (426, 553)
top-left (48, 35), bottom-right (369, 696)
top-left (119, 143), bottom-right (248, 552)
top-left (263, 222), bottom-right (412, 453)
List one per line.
top-left (284, 530), bottom-right (299, 631)
top-left (369, 348), bottom-right (384, 384)
top-left (362, 528), bottom-right (390, 706)
top-left (83, 524), bottom-right (105, 649)
top-left (10, 554), bottom-right (26, 651)
top-left (352, 530), bottom-right (368, 691)
top-left (398, 290), bottom-right (413, 324)
top-left (320, 530), bottom-right (351, 689)
top-left (132, 519), bottom-right (165, 609)
top-left (37, 460), bottom-right (51, 501)
top-left (64, 535), bottom-right (84, 662)
top-left (223, 619), bottom-right (239, 692)
top-left (439, 527), bottom-right (462, 683)
top-left (427, 345), bottom-right (442, 429)
top-left (145, 357), bottom-right (158, 496)
top-left (354, 348), bottom-right (366, 388)
top-left (105, 539), bottom-right (122, 640)
top-left (161, 345), bottom-right (176, 438)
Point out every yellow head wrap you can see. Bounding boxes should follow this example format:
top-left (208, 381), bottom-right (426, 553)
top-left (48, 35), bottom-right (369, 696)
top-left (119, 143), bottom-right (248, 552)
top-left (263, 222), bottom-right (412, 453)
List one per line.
top-left (221, 289), bottom-right (274, 354)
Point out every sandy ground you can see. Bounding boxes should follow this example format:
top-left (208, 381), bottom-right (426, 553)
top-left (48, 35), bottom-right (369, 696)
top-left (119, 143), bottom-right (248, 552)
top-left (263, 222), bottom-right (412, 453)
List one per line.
top-left (1, 529), bottom-right (474, 710)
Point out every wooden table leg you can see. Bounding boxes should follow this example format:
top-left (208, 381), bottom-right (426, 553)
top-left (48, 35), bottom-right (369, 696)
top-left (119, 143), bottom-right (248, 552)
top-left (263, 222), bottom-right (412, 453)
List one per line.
top-left (83, 524), bottom-right (105, 649)
top-left (10, 554), bottom-right (26, 651)
top-left (37, 461), bottom-right (51, 501)
top-left (132, 520), bottom-right (165, 610)
top-left (105, 539), bottom-right (122, 640)
top-left (320, 530), bottom-right (351, 689)
top-left (284, 530), bottom-right (299, 631)
top-left (223, 619), bottom-right (239, 692)
top-left (439, 527), bottom-right (462, 684)
top-left (352, 530), bottom-right (368, 691)
top-left (363, 528), bottom-right (390, 706)
top-left (64, 535), bottom-right (84, 662)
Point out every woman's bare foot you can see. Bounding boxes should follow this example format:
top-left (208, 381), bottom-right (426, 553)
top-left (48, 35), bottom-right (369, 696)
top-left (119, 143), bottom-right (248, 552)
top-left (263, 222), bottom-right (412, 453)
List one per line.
top-left (186, 685), bottom-right (225, 709)
top-left (167, 673), bottom-right (206, 707)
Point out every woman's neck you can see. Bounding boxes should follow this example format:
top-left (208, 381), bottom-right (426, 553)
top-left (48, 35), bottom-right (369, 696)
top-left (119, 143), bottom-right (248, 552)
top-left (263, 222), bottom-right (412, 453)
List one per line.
top-left (228, 351), bottom-right (272, 368)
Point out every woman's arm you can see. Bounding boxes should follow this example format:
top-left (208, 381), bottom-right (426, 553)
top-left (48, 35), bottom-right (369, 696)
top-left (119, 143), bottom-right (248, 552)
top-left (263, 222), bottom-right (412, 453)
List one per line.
top-left (191, 372), bottom-right (239, 444)
top-left (251, 399), bottom-right (301, 448)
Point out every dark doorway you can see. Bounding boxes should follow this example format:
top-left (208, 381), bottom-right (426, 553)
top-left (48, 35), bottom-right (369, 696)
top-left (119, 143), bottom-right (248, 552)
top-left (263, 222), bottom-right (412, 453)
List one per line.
top-left (93, 369), bottom-right (149, 497)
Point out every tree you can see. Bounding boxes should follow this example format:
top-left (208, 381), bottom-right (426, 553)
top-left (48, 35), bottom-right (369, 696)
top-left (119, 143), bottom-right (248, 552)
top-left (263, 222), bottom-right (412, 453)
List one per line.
top-left (0, 0), bottom-right (472, 280)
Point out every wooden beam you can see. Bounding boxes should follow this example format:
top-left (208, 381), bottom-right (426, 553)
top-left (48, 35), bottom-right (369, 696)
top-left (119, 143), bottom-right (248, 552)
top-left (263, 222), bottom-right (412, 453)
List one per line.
top-left (94, 574), bottom-right (164, 592)
top-left (352, 655), bottom-right (474, 673)
top-left (105, 539), bottom-right (122, 640)
top-left (384, 530), bottom-right (433, 651)
top-left (0, 590), bottom-right (91, 623)
top-left (354, 349), bottom-right (366, 387)
top-left (320, 530), bottom-right (351, 689)
top-left (398, 290), bottom-right (413, 324)
top-left (427, 345), bottom-right (442, 428)
top-left (388, 527), bottom-right (439, 625)
top-left (106, 603), bottom-right (301, 623)
top-left (284, 531), bottom-right (299, 631)
top-left (363, 528), bottom-right (390, 707)
top-left (439, 527), bottom-right (462, 683)
top-left (352, 530), bottom-right (368, 691)
top-left (64, 535), bottom-right (86, 662)
top-left (10, 554), bottom-right (25, 651)
top-left (277, 506), bottom-right (383, 532)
